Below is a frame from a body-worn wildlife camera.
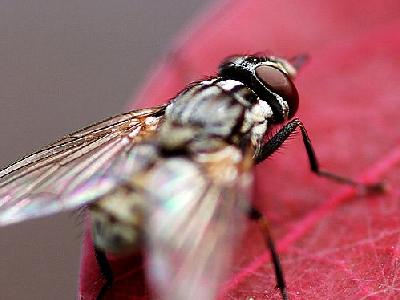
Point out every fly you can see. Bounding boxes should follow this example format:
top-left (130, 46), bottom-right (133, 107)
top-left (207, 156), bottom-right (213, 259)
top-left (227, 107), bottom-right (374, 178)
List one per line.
top-left (0, 55), bottom-right (384, 300)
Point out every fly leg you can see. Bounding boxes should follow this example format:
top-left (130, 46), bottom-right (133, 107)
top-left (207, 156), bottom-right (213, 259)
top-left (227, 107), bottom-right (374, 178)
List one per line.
top-left (255, 118), bottom-right (384, 193)
top-left (94, 247), bottom-right (113, 300)
top-left (247, 206), bottom-right (288, 300)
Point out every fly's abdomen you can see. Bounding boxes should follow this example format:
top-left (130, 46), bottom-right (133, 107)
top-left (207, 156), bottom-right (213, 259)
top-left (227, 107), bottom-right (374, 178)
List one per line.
top-left (90, 185), bottom-right (147, 254)
top-left (89, 143), bottom-right (158, 254)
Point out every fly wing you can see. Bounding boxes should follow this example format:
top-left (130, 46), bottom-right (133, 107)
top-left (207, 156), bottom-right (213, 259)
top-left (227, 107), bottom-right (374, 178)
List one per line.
top-left (144, 146), bottom-right (252, 300)
top-left (0, 105), bottom-right (166, 226)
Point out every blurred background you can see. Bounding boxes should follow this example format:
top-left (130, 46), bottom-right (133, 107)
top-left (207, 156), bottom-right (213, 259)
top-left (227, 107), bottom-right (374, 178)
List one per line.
top-left (0, 1), bottom-right (210, 299)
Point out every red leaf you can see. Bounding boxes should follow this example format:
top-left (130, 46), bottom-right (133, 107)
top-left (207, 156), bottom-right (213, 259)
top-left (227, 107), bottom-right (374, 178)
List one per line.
top-left (79, 1), bottom-right (400, 299)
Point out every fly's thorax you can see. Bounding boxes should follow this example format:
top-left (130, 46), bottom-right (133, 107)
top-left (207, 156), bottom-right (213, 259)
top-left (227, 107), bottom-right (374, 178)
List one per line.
top-left (159, 78), bottom-right (244, 150)
top-left (89, 184), bottom-right (148, 254)
top-left (159, 77), bottom-right (274, 152)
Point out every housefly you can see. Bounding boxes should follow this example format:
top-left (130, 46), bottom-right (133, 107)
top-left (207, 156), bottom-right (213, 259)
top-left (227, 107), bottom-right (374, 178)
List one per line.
top-left (0, 55), bottom-right (383, 300)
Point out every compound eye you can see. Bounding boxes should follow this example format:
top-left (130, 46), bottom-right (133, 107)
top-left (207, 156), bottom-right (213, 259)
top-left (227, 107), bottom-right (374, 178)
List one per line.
top-left (255, 65), bottom-right (299, 118)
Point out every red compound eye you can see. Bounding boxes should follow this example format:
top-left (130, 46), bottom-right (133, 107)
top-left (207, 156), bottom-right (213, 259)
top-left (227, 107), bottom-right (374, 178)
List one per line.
top-left (255, 65), bottom-right (299, 118)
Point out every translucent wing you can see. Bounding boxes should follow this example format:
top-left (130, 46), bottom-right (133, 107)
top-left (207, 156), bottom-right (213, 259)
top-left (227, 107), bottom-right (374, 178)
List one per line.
top-left (0, 105), bottom-right (167, 226)
top-left (144, 146), bottom-right (252, 300)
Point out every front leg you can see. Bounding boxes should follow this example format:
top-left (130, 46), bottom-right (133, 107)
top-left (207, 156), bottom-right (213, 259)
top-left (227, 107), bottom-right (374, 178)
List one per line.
top-left (256, 118), bottom-right (384, 193)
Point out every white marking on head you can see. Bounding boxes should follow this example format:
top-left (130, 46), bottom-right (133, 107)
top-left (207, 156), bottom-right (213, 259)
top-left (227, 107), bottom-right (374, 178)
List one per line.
top-left (274, 93), bottom-right (289, 119)
top-left (251, 101), bottom-right (273, 122)
top-left (241, 100), bottom-right (273, 133)
top-left (217, 79), bottom-right (244, 91)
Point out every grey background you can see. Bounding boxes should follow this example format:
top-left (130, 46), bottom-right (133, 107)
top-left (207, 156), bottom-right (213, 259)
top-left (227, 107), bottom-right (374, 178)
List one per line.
top-left (0, 1), bottom-right (209, 299)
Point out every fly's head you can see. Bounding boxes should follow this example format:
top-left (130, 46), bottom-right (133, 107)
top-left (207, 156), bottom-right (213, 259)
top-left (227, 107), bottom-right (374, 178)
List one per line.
top-left (218, 55), bottom-right (301, 122)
